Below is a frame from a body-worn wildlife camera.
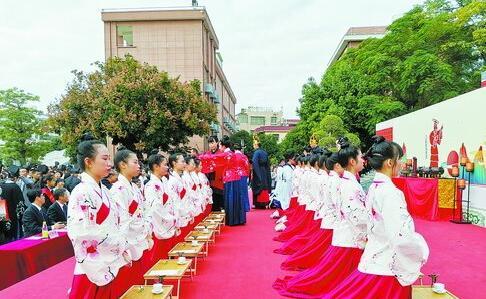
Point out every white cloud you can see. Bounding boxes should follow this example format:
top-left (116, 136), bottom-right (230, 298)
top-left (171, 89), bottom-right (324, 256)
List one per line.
top-left (0, 0), bottom-right (423, 117)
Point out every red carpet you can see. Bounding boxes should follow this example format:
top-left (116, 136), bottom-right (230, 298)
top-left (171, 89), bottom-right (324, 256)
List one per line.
top-left (180, 209), bottom-right (288, 298)
top-left (0, 211), bottom-right (485, 299)
top-left (414, 219), bottom-right (486, 299)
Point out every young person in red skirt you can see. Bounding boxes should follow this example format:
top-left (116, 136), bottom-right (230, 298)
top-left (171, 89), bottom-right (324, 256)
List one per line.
top-left (182, 156), bottom-right (202, 218)
top-left (274, 154), bottom-right (324, 255)
top-left (144, 153), bottom-right (180, 266)
top-left (67, 134), bottom-right (131, 299)
top-left (281, 153), bottom-right (341, 271)
top-left (273, 156), bottom-right (315, 242)
top-left (323, 136), bottom-right (429, 299)
top-left (273, 139), bottom-right (367, 298)
top-left (167, 153), bottom-right (192, 230)
top-left (110, 147), bottom-right (153, 287)
top-left (274, 155), bottom-right (304, 231)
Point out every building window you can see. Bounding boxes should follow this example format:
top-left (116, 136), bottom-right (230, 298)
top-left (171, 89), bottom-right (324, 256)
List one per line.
top-left (250, 116), bottom-right (265, 125)
top-left (271, 116), bottom-right (277, 125)
top-left (117, 25), bottom-right (133, 47)
top-left (238, 114), bottom-right (248, 123)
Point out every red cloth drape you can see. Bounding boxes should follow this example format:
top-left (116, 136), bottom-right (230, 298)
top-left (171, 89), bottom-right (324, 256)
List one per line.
top-left (393, 177), bottom-right (439, 221)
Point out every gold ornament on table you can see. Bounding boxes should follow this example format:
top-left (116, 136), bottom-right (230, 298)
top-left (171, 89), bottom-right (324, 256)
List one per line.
top-left (253, 134), bottom-right (260, 148)
top-left (309, 133), bottom-right (318, 147)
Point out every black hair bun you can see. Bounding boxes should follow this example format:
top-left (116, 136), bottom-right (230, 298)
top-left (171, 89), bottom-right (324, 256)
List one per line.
top-left (336, 136), bottom-right (350, 149)
top-left (117, 145), bottom-right (128, 151)
top-left (80, 133), bottom-right (95, 142)
top-left (150, 149), bottom-right (159, 155)
top-left (371, 135), bottom-right (386, 145)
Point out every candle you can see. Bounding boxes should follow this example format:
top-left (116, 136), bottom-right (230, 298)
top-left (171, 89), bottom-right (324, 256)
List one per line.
top-left (466, 162), bottom-right (475, 172)
top-left (458, 179), bottom-right (466, 190)
top-left (451, 165), bottom-right (460, 177)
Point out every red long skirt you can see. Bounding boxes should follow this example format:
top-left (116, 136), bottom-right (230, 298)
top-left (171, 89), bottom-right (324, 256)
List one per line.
top-left (274, 219), bottom-right (322, 255)
top-left (273, 246), bottom-right (363, 298)
top-left (322, 270), bottom-right (411, 299)
top-left (70, 264), bottom-right (133, 299)
top-left (273, 210), bottom-right (314, 242)
top-left (281, 229), bottom-right (332, 271)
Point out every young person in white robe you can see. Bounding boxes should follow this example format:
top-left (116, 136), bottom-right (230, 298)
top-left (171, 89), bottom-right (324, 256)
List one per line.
top-left (167, 153), bottom-right (193, 235)
top-left (67, 134), bottom-right (131, 299)
top-left (195, 159), bottom-right (213, 206)
top-left (182, 156), bottom-right (203, 218)
top-left (274, 139), bottom-right (368, 298)
top-left (144, 153), bottom-right (180, 264)
top-left (110, 147), bottom-right (153, 282)
top-left (324, 136), bottom-right (429, 299)
top-left (191, 158), bottom-right (209, 217)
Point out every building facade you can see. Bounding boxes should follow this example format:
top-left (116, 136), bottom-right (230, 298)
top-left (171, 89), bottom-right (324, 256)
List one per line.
top-left (253, 124), bottom-right (297, 143)
top-left (102, 6), bottom-right (237, 151)
top-left (328, 26), bottom-right (387, 66)
top-left (236, 106), bottom-right (284, 132)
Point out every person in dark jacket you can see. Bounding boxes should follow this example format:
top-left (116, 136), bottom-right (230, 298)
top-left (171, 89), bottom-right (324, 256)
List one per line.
top-left (1, 166), bottom-right (25, 242)
top-left (47, 188), bottom-right (69, 224)
top-left (22, 189), bottom-right (64, 237)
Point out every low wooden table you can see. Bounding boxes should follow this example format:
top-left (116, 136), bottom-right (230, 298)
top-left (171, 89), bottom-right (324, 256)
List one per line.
top-left (168, 242), bottom-right (204, 275)
top-left (206, 213), bottom-right (225, 225)
top-left (204, 216), bottom-right (225, 227)
top-left (120, 285), bottom-right (173, 299)
top-left (143, 259), bottom-right (193, 299)
top-left (412, 286), bottom-right (458, 299)
top-left (184, 230), bottom-right (215, 256)
top-left (195, 222), bottom-right (220, 234)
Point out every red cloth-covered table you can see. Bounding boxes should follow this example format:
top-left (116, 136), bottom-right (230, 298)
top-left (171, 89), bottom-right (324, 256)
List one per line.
top-left (0, 232), bottom-right (74, 290)
top-left (392, 177), bottom-right (460, 221)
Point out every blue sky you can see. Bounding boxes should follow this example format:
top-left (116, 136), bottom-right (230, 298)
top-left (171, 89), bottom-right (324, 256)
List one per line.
top-left (0, 0), bottom-right (423, 118)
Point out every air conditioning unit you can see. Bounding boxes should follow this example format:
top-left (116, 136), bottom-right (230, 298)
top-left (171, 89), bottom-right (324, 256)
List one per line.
top-left (210, 123), bottom-right (220, 133)
top-left (204, 83), bottom-right (214, 96)
top-left (213, 93), bottom-right (221, 104)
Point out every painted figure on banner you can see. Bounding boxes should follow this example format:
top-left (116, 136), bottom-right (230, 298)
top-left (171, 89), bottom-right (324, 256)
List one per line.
top-left (429, 119), bottom-right (443, 167)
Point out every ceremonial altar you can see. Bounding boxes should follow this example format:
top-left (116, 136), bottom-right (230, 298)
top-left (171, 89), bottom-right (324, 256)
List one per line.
top-left (393, 177), bottom-right (460, 221)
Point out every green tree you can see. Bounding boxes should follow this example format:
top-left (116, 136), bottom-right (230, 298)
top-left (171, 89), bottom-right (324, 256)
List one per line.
top-left (229, 130), bottom-right (253, 154)
top-left (294, 0), bottom-right (484, 151)
top-left (278, 121), bottom-right (315, 157)
top-left (312, 115), bottom-right (360, 151)
top-left (48, 54), bottom-right (217, 158)
top-left (0, 88), bottom-right (58, 164)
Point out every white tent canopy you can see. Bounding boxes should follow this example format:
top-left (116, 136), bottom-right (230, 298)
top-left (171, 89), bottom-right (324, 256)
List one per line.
top-left (40, 150), bottom-right (70, 166)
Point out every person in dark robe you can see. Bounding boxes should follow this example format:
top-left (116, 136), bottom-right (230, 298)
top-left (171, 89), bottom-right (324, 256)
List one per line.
top-left (251, 135), bottom-right (272, 209)
top-left (1, 166), bottom-right (25, 242)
